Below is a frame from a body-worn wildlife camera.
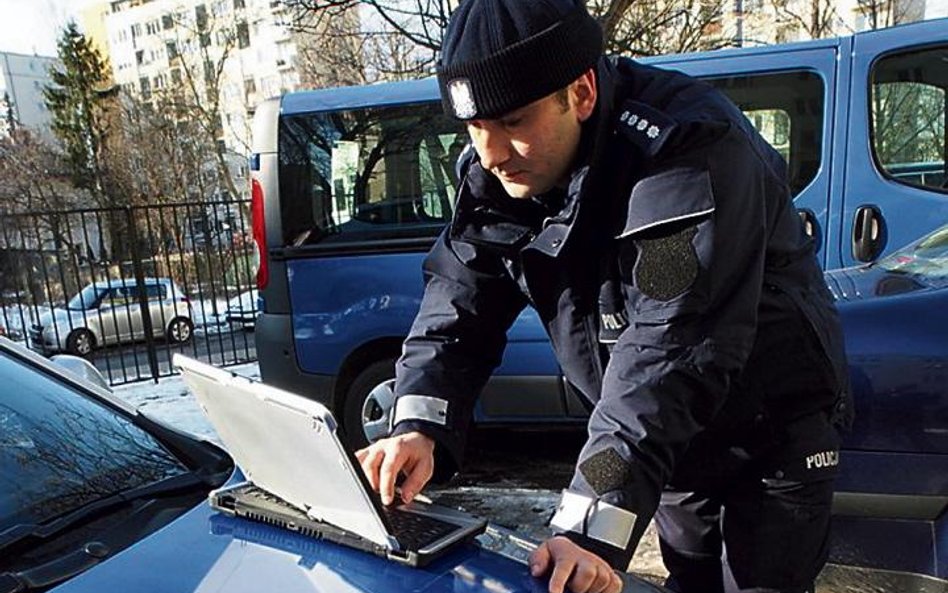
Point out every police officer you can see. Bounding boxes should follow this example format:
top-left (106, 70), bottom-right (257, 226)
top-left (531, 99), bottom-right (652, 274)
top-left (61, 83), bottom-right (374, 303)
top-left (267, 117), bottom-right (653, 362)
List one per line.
top-left (356, 1), bottom-right (852, 592)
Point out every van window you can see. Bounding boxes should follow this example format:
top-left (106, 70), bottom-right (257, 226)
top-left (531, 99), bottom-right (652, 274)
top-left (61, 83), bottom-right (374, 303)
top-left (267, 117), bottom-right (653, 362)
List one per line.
top-left (707, 71), bottom-right (824, 196)
top-left (870, 45), bottom-right (947, 193)
top-left (278, 103), bottom-right (466, 247)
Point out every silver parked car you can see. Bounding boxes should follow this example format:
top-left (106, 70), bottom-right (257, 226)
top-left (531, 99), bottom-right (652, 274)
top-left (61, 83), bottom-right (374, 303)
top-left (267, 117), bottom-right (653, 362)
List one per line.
top-left (28, 277), bottom-right (194, 356)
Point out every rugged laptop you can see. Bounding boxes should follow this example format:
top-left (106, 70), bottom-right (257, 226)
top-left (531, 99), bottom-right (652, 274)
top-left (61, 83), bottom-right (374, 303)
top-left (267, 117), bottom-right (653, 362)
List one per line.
top-left (173, 354), bottom-right (486, 567)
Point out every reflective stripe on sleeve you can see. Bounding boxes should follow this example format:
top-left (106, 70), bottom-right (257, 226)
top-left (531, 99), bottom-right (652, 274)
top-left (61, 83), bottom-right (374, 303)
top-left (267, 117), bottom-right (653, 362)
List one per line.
top-left (549, 490), bottom-right (637, 550)
top-left (393, 394), bottom-right (449, 427)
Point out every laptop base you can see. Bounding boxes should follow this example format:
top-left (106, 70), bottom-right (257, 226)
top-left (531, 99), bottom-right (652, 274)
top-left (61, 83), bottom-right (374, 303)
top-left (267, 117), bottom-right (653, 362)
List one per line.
top-left (211, 481), bottom-right (485, 567)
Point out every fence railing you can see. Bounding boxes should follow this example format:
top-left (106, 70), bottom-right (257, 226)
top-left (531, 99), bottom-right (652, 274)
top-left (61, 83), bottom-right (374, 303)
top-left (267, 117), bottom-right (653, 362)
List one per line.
top-left (0, 199), bottom-right (257, 386)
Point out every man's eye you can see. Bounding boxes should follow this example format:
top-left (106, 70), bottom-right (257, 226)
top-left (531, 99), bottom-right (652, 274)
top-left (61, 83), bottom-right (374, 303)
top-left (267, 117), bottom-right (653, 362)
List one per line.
top-left (501, 117), bottom-right (523, 128)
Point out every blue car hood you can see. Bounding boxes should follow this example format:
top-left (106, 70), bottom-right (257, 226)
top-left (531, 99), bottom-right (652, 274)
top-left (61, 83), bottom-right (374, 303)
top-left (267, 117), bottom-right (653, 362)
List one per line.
top-left (50, 502), bottom-right (665, 593)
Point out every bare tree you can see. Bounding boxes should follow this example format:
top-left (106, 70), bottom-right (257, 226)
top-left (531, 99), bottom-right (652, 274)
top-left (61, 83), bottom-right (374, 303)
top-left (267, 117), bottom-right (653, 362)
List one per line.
top-left (0, 128), bottom-right (95, 283)
top-left (163, 6), bottom-right (245, 201)
top-left (853, 0), bottom-right (917, 30)
top-left (285, 1), bottom-right (441, 84)
top-left (0, 128), bottom-right (86, 215)
top-left (285, 0), bottom-right (733, 85)
top-left (591, 0), bottom-right (733, 56)
top-left (767, 0), bottom-right (841, 39)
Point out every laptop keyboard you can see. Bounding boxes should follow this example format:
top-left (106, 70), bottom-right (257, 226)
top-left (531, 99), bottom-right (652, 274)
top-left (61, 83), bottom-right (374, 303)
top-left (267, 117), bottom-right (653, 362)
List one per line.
top-left (384, 507), bottom-right (458, 550)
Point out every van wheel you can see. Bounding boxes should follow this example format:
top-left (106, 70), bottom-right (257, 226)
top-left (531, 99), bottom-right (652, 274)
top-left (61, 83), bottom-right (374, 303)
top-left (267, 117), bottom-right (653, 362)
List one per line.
top-left (167, 317), bottom-right (193, 344)
top-left (343, 358), bottom-right (396, 450)
top-left (66, 329), bottom-right (95, 357)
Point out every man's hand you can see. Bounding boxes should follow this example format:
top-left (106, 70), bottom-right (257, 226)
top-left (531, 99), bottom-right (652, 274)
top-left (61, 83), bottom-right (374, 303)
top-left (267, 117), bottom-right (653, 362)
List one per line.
top-left (529, 536), bottom-right (623, 593)
top-left (355, 431), bottom-right (435, 505)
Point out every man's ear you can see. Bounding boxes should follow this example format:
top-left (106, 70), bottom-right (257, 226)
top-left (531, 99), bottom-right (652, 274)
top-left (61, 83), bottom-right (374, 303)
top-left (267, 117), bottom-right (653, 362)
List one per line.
top-left (572, 68), bottom-right (597, 122)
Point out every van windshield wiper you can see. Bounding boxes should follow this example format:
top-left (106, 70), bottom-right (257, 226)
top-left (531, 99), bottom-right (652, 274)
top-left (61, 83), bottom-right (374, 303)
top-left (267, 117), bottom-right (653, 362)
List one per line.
top-left (0, 471), bottom-right (207, 556)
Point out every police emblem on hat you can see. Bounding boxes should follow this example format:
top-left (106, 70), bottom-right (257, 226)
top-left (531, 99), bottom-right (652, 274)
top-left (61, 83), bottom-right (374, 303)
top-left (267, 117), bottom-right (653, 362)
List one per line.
top-left (448, 78), bottom-right (477, 119)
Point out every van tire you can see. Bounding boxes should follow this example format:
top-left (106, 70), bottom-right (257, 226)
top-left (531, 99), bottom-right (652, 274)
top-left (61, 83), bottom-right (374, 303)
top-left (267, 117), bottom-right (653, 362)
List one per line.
top-left (66, 329), bottom-right (95, 357)
top-left (343, 358), bottom-right (397, 450)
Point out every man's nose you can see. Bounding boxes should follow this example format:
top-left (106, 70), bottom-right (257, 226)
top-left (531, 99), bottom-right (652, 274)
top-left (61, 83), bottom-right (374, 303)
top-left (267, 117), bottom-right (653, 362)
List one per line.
top-left (473, 125), bottom-right (510, 171)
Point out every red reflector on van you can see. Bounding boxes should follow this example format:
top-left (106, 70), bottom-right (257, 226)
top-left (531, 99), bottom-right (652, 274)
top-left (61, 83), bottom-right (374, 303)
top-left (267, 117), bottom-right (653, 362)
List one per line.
top-left (251, 178), bottom-right (268, 290)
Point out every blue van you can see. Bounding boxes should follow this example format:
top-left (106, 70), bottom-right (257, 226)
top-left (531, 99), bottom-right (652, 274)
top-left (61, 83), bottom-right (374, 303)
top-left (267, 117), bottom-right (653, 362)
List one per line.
top-left (250, 20), bottom-right (948, 585)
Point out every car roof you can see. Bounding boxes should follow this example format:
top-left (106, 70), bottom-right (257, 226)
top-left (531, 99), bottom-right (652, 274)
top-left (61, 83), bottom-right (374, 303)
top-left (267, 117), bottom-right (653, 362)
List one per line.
top-left (282, 77), bottom-right (441, 116)
top-left (89, 277), bottom-right (175, 289)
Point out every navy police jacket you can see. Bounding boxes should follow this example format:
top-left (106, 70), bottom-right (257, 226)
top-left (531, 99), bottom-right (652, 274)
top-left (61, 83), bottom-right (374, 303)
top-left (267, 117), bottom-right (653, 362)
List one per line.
top-left (390, 57), bottom-right (851, 567)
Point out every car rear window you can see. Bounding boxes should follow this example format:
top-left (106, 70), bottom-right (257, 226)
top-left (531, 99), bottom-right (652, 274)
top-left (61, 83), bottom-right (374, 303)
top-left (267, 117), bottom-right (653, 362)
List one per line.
top-left (278, 103), bottom-right (466, 247)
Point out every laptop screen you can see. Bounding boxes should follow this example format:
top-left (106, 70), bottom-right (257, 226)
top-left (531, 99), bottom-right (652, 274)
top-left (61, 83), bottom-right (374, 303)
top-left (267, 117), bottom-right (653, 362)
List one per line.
top-left (174, 354), bottom-right (395, 549)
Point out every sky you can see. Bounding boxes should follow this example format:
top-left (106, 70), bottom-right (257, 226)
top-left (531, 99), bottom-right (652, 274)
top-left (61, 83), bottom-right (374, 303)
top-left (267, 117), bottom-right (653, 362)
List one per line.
top-left (0, 0), bottom-right (94, 57)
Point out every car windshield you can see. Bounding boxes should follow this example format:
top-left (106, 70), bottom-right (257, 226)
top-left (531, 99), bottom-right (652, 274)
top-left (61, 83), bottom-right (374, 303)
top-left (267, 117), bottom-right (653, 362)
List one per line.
top-left (66, 285), bottom-right (108, 311)
top-left (0, 352), bottom-right (188, 533)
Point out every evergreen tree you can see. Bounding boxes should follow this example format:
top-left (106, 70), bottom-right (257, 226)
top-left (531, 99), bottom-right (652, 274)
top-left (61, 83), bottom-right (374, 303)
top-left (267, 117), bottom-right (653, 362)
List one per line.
top-left (43, 22), bottom-right (113, 201)
top-left (2, 92), bottom-right (15, 137)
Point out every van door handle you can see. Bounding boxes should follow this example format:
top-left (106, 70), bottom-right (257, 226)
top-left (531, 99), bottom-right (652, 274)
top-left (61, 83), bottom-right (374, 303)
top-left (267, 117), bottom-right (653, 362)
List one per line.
top-left (797, 208), bottom-right (822, 253)
top-left (852, 205), bottom-right (887, 263)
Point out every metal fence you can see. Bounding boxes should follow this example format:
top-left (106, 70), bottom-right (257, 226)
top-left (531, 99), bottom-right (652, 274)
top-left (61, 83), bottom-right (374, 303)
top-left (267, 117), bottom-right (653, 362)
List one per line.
top-left (0, 199), bottom-right (257, 386)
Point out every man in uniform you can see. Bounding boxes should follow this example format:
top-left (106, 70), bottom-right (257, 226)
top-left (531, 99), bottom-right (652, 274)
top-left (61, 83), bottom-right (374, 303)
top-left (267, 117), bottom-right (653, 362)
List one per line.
top-left (356, 1), bottom-right (851, 592)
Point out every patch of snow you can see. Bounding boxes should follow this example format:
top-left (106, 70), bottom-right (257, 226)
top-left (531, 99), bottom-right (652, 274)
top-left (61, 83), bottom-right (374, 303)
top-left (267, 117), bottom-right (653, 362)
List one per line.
top-left (112, 361), bottom-right (259, 443)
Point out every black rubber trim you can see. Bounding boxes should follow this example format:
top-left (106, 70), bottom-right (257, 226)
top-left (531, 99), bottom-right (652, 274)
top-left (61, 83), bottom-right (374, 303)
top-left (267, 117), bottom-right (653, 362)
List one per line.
top-left (269, 237), bottom-right (437, 261)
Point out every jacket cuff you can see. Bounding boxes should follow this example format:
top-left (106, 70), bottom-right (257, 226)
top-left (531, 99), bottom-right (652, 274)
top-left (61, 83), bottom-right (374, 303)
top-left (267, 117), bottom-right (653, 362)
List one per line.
top-left (549, 489), bottom-right (642, 570)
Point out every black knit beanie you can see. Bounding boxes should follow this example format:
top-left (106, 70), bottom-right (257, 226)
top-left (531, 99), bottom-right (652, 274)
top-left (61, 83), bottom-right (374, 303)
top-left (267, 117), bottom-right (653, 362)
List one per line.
top-left (437, 0), bottom-right (603, 121)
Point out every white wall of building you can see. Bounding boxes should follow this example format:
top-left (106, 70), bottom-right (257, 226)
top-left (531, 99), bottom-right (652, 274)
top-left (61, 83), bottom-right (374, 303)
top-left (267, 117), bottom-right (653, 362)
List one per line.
top-left (0, 52), bottom-right (57, 141)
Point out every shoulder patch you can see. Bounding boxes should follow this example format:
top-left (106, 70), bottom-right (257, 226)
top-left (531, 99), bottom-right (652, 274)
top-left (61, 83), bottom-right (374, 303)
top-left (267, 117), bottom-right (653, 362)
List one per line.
top-left (616, 100), bottom-right (678, 159)
top-left (634, 226), bottom-right (699, 301)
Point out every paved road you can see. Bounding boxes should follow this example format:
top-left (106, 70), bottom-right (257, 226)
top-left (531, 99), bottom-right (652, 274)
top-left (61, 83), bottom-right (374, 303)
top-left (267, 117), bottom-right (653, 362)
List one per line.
top-left (90, 327), bottom-right (256, 385)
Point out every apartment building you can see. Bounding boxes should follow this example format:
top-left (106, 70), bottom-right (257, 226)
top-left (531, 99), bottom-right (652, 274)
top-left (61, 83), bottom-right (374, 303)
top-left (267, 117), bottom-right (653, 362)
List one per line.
top-left (93, 0), bottom-right (302, 154)
top-left (0, 51), bottom-right (57, 141)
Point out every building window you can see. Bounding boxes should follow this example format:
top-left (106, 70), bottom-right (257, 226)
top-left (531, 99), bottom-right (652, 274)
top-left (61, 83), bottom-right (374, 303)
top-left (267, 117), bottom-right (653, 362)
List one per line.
top-left (139, 77), bottom-right (151, 99)
top-left (195, 4), bottom-right (208, 30)
top-left (237, 21), bottom-right (250, 48)
top-left (166, 41), bottom-right (178, 59)
top-left (146, 20), bottom-right (160, 35)
top-left (243, 78), bottom-right (256, 96)
top-left (233, 0), bottom-right (245, 8)
top-left (131, 23), bottom-right (141, 38)
top-left (162, 14), bottom-right (174, 29)
top-left (171, 68), bottom-right (182, 85)
top-left (135, 49), bottom-right (144, 65)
